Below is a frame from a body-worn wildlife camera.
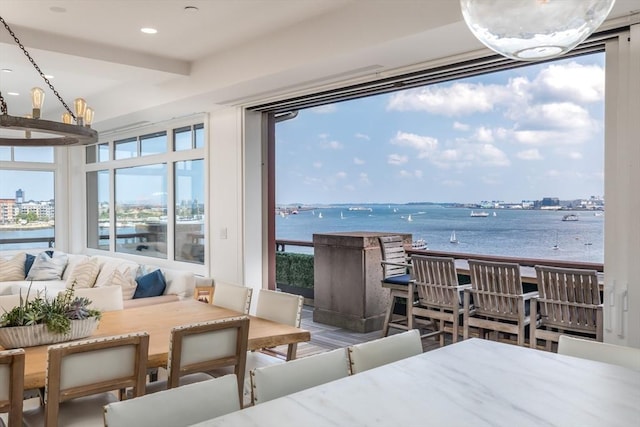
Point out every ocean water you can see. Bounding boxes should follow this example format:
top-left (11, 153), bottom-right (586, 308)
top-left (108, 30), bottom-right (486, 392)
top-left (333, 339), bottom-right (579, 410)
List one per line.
top-left (276, 204), bottom-right (604, 264)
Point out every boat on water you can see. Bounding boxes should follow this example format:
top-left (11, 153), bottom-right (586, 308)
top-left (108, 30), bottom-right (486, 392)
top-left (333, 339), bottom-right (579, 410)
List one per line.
top-left (470, 211), bottom-right (489, 217)
top-left (407, 214), bottom-right (413, 222)
top-left (340, 211), bottom-right (345, 219)
top-left (348, 206), bottom-right (373, 212)
top-left (318, 212), bottom-right (323, 219)
top-left (562, 214), bottom-right (579, 222)
top-left (412, 239), bottom-right (427, 250)
top-left (493, 212), bottom-right (497, 217)
top-left (450, 230), bottom-right (458, 244)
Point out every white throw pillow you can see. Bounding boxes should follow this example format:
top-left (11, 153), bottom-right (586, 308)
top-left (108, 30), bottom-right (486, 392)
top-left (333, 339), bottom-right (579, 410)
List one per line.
top-left (97, 267), bottom-right (137, 300)
top-left (0, 252), bottom-right (26, 281)
top-left (65, 257), bottom-right (100, 288)
top-left (26, 251), bottom-right (68, 281)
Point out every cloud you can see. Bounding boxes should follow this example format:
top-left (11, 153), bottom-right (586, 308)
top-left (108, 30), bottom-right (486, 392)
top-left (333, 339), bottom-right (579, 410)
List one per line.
top-left (473, 126), bottom-right (494, 143)
top-left (355, 133), bottom-right (370, 140)
top-left (336, 171), bottom-right (347, 179)
top-left (313, 161), bottom-right (322, 169)
top-left (398, 170), bottom-right (422, 179)
top-left (517, 149), bottom-right (542, 160)
top-left (311, 104), bottom-right (337, 114)
top-left (321, 140), bottom-right (343, 149)
top-left (476, 144), bottom-right (510, 167)
top-left (353, 157), bottom-right (365, 165)
top-left (359, 172), bottom-right (370, 184)
top-left (453, 121), bottom-right (470, 131)
top-left (516, 102), bottom-right (595, 131)
top-left (441, 179), bottom-right (463, 187)
top-left (388, 154), bottom-right (408, 165)
top-left (387, 82), bottom-right (512, 116)
top-left (533, 61), bottom-right (605, 103)
top-left (568, 151), bottom-right (583, 159)
top-left (390, 131), bottom-right (438, 158)
top-left (344, 184), bottom-right (356, 191)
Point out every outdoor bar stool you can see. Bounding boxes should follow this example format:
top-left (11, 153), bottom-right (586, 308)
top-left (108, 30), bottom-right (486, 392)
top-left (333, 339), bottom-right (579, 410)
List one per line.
top-left (378, 235), bottom-right (414, 337)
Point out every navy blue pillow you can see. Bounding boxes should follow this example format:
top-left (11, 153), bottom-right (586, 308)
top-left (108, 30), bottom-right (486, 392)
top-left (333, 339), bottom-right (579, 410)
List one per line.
top-left (133, 269), bottom-right (166, 299)
top-left (24, 254), bottom-right (36, 278)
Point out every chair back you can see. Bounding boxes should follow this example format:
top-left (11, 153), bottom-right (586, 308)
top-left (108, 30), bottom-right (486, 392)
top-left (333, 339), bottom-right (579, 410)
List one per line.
top-left (0, 349), bottom-right (25, 427)
top-left (411, 255), bottom-right (460, 308)
top-left (0, 295), bottom-right (22, 315)
top-left (61, 286), bottom-right (124, 311)
top-left (167, 316), bottom-right (249, 404)
top-left (44, 332), bottom-right (149, 426)
top-left (558, 335), bottom-right (640, 371)
top-left (378, 235), bottom-right (409, 279)
top-left (348, 329), bottom-right (422, 374)
top-left (535, 265), bottom-right (602, 336)
top-left (468, 259), bottom-right (524, 321)
top-left (104, 375), bottom-right (241, 427)
top-left (250, 348), bottom-right (349, 405)
top-left (255, 290), bottom-right (303, 327)
top-left (212, 282), bottom-right (253, 314)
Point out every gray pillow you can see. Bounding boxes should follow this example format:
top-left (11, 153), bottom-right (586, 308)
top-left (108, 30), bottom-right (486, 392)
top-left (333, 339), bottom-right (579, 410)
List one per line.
top-left (26, 251), bottom-right (69, 281)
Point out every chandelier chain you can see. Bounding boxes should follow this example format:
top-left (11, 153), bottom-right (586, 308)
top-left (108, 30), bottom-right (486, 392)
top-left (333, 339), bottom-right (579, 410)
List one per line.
top-left (0, 92), bottom-right (7, 115)
top-left (0, 15), bottom-right (76, 119)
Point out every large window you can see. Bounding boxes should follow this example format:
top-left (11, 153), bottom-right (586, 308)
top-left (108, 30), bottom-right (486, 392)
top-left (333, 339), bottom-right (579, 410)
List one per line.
top-left (275, 52), bottom-right (605, 264)
top-left (85, 120), bottom-right (206, 264)
top-left (0, 147), bottom-right (56, 250)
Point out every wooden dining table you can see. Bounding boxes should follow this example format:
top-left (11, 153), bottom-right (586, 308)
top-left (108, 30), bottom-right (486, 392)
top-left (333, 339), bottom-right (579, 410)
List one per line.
top-left (13, 299), bottom-right (310, 390)
top-left (190, 338), bottom-right (640, 427)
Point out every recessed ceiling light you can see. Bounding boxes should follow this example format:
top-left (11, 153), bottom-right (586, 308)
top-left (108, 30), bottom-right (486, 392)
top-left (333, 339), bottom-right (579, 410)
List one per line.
top-left (7, 92), bottom-right (19, 96)
top-left (140, 27), bottom-right (158, 34)
top-left (1, 69), bottom-right (12, 73)
top-left (50, 6), bottom-right (66, 13)
top-left (184, 6), bottom-right (199, 12)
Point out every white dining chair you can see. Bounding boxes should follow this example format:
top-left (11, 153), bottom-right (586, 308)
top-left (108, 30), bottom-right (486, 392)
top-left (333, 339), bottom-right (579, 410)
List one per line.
top-left (558, 335), bottom-right (640, 371)
top-left (209, 289), bottom-right (304, 406)
top-left (144, 316), bottom-right (249, 407)
top-left (250, 348), bottom-right (350, 405)
top-left (0, 348), bottom-right (25, 427)
top-left (22, 332), bottom-right (149, 427)
top-left (211, 282), bottom-right (253, 314)
top-left (104, 374), bottom-right (241, 427)
top-left (348, 329), bottom-right (422, 374)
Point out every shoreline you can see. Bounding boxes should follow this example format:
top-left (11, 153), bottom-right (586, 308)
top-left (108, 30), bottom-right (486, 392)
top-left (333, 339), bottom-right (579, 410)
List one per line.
top-left (0, 223), bottom-right (54, 231)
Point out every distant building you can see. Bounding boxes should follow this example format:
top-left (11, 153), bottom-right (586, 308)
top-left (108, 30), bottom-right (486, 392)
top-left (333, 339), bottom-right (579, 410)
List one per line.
top-left (0, 199), bottom-right (16, 224)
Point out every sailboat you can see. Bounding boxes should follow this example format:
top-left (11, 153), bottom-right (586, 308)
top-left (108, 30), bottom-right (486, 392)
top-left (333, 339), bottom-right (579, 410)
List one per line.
top-left (493, 212), bottom-right (497, 217)
top-left (407, 214), bottom-right (413, 222)
top-left (340, 211), bottom-right (345, 220)
top-left (450, 230), bottom-right (458, 244)
top-left (318, 212), bottom-right (323, 219)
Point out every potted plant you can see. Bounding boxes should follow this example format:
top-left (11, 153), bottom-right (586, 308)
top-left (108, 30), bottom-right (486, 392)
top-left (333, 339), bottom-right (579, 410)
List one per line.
top-left (0, 283), bottom-right (102, 349)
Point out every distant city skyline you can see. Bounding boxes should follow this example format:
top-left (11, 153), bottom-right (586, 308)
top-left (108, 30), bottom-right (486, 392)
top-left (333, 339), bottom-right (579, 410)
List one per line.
top-left (275, 53), bottom-right (605, 205)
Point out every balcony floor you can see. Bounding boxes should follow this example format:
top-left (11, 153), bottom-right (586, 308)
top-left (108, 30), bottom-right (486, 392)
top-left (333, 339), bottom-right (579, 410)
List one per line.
top-left (295, 305), bottom-right (442, 358)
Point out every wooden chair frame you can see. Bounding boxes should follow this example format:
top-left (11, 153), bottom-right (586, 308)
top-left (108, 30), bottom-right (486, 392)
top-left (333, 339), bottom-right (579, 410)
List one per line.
top-left (378, 235), bottom-right (413, 336)
top-left (167, 316), bottom-right (249, 406)
top-left (254, 290), bottom-right (303, 361)
top-left (44, 333), bottom-right (149, 427)
top-left (463, 259), bottom-right (538, 346)
top-left (0, 348), bottom-right (25, 427)
top-left (531, 265), bottom-right (603, 350)
top-left (408, 255), bottom-right (470, 346)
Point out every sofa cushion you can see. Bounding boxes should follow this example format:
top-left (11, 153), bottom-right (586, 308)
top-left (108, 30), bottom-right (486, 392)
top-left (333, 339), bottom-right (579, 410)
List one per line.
top-left (11, 280), bottom-right (67, 300)
top-left (69, 286), bottom-right (124, 312)
top-left (133, 269), bottom-right (166, 299)
top-left (100, 267), bottom-right (138, 300)
top-left (159, 268), bottom-right (195, 299)
top-left (94, 257), bottom-right (139, 288)
top-left (26, 251), bottom-right (68, 281)
top-left (65, 257), bottom-right (100, 288)
top-left (0, 252), bottom-right (26, 281)
top-left (62, 254), bottom-right (91, 280)
top-left (25, 253), bottom-right (36, 278)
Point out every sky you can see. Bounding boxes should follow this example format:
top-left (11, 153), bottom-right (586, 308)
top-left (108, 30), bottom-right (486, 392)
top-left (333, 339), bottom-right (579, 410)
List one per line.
top-left (275, 53), bottom-right (605, 206)
top-left (1, 53), bottom-right (605, 206)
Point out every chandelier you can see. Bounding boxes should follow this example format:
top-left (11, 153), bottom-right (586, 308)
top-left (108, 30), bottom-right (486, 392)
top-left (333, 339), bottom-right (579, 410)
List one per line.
top-left (0, 16), bottom-right (98, 146)
top-left (460, 0), bottom-right (616, 61)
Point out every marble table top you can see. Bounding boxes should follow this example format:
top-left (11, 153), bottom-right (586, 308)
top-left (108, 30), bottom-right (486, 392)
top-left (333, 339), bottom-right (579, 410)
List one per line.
top-left (190, 338), bottom-right (640, 427)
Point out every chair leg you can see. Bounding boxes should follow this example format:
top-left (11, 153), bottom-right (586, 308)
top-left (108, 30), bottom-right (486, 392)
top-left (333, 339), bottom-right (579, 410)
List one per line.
top-left (382, 294), bottom-right (395, 337)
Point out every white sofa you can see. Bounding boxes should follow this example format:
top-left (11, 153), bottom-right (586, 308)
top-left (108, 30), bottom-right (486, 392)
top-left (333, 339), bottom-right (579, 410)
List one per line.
top-left (0, 251), bottom-right (197, 309)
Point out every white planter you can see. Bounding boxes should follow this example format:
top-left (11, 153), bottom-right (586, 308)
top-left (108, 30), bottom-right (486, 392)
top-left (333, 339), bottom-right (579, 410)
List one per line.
top-left (0, 318), bottom-right (99, 349)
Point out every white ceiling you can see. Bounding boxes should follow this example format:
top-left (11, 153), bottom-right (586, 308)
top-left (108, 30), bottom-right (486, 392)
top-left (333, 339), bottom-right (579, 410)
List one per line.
top-left (1, 0), bottom-right (639, 133)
